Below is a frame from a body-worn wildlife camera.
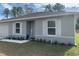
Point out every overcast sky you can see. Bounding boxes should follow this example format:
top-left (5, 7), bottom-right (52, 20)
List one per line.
top-left (0, 3), bottom-right (79, 19)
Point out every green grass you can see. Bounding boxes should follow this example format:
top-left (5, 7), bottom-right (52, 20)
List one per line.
top-left (64, 33), bottom-right (79, 56)
top-left (0, 34), bottom-right (79, 56)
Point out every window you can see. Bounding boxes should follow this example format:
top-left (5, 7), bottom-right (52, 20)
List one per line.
top-left (15, 23), bottom-right (20, 33)
top-left (48, 21), bottom-right (56, 35)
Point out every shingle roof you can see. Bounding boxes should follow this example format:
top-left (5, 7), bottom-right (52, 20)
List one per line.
top-left (0, 12), bottom-right (79, 22)
top-left (1, 12), bottom-right (74, 20)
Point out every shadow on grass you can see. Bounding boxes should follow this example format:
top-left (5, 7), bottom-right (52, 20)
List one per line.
top-left (0, 41), bottom-right (74, 56)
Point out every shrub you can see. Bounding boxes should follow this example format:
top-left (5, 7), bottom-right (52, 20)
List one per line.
top-left (76, 24), bottom-right (79, 29)
top-left (51, 42), bottom-right (54, 45)
top-left (20, 36), bottom-right (25, 40)
top-left (47, 40), bottom-right (51, 44)
top-left (11, 36), bottom-right (16, 40)
top-left (60, 43), bottom-right (66, 46)
top-left (5, 36), bottom-right (12, 39)
top-left (43, 39), bottom-right (46, 43)
top-left (39, 39), bottom-right (42, 43)
top-left (31, 38), bottom-right (35, 41)
top-left (68, 43), bottom-right (73, 46)
top-left (5, 36), bottom-right (26, 40)
top-left (53, 40), bottom-right (58, 45)
top-left (36, 39), bottom-right (40, 42)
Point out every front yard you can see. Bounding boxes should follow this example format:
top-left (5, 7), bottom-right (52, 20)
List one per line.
top-left (0, 34), bottom-right (79, 56)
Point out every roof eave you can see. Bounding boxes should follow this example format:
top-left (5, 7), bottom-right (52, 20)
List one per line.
top-left (0, 13), bottom-right (76, 23)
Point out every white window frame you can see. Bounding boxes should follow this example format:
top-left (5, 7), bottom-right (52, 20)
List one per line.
top-left (48, 20), bottom-right (56, 36)
top-left (13, 22), bottom-right (22, 35)
top-left (43, 19), bottom-right (61, 37)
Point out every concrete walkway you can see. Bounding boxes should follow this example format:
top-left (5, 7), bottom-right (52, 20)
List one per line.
top-left (0, 39), bottom-right (30, 43)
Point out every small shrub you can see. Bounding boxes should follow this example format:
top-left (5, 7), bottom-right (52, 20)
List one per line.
top-left (6, 36), bottom-right (12, 40)
top-left (5, 36), bottom-right (9, 39)
top-left (68, 43), bottom-right (73, 46)
top-left (43, 39), bottom-right (46, 43)
top-left (20, 37), bottom-right (25, 40)
top-left (12, 36), bottom-right (16, 40)
top-left (17, 37), bottom-right (19, 40)
top-left (39, 39), bottom-right (42, 43)
top-left (51, 42), bottom-right (54, 45)
top-left (31, 38), bottom-right (35, 41)
top-left (47, 40), bottom-right (51, 44)
top-left (53, 41), bottom-right (58, 45)
top-left (60, 43), bottom-right (66, 46)
top-left (36, 39), bottom-right (40, 42)
top-left (31, 37), bottom-right (35, 39)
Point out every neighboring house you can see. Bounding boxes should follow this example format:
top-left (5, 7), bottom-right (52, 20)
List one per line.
top-left (0, 12), bottom-right (78, 45)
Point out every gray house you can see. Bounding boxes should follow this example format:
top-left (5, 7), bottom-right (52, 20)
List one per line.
top-left (0, 12), bottom-right (78, 45)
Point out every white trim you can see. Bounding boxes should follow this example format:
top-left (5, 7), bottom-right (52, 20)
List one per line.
top-left (43, 19), bottom-right (61, 36)
top-left (13, 22), bottom-right (22, 35)
top-left (74, 15), bottom-right (78, 45)
top-left (56, 19), bottom-right (61, 36)
top-left (42, 20), bottom-right (47, 35)
top-left (47, 20), bottom-right (56, 36)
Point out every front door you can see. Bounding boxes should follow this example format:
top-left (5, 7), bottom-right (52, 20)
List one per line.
top-left (27, 21), bottom-right (33, 38)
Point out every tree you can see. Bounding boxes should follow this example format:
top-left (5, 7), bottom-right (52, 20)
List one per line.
top-left (11, 7), bottom-right (24, 17)
top-left (17, 7), bottom-right (24, 16)
top-left (3, 8), bottom-right (10, 19)
top-left (53, 3), bottom-right (65, 12)
top-left (44, 4), bottom-right (53, 12)
top-left (11, 7), bottom-right (17, 17)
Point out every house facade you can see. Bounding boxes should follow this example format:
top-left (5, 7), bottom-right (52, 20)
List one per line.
top-left (0, 12), bottom-right (78, 45)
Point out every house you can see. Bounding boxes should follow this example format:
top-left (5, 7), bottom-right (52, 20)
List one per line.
top-left (0, 12), bottom-right (78, 45)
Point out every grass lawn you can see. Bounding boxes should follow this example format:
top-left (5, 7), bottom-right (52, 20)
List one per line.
top-left (0, 34), bottom-right (79, 56)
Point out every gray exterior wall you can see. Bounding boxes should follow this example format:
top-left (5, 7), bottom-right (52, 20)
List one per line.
top-left (34, 15), bottom-right (75, 37)
top-left (34, 15), bottom-right (75, 45)
top-left (8, 20), bottom-right (27, 37)
top-left (8, 20), bottom-right (34, 37)
top-left (35, 36), bottom-right (75, 45)
top-left (61, 15), bottom-right (74, 36)
top-left (0, 14), bottom-right (75, 45)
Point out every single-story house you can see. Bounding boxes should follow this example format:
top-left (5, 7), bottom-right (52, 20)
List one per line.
top-left (0, 12), bottom-right (78, 45)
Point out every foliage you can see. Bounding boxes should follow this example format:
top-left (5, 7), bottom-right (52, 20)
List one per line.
top-left (60, 43), bottom-right (66, 46)
top-left (11, 7), bottom-right (24, 17)
top-left (3, 8), bottom-right (10, 19)
top-left (43, 39), bottom-right (46, 43)
top-left (39, 39), bottom-right (42, 43)
top-left (5, 36), bottom-right (27, 40)
top-left (77, 18), bottom-right (79, 24)
top-left (47, 40), bottom-right (51, 44)
top-left (44, 3), bottom-right (65, 12)
top-left (53, 3), bottom-right (65, 12)
top-left (44, 4), bottom-right (53, 12)
top-left (53, 40), bottom-right (58, 45)
top-left (11, 7), bottom-right (18, 17)
top-left (17, 7), bottom-right (24, 16)
top-left (31, 38), bottom-right (35, 41)
top-left (3, 3), bottom-right (65, 19)
top-left (76, 24), bottom-right (79, 29)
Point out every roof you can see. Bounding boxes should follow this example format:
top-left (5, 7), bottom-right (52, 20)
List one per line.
top-left (0, 12), bottom-right (78, 22)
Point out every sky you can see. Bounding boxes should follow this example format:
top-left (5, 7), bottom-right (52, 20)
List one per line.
top-left (1, 3), bottom-right (79, 19)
